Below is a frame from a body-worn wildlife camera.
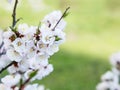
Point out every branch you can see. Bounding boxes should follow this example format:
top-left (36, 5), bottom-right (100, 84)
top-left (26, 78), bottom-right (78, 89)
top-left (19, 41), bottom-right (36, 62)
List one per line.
top-left (12, 0), bottom-right (18, 28)
top-left (0, 61), bottom-right (16, 74)
top-left (0, 50), bottom-right (6, 57)
top-left (19, 78), bottom-right (30, 90)
top-left (19, 70), bottom-right (38, 90)
top-left (0, 42), bottom-right (6, 57)
top-left (52, 7), bottom-right (70, 31)
top-left (0, 42), bottom-right (4, 49)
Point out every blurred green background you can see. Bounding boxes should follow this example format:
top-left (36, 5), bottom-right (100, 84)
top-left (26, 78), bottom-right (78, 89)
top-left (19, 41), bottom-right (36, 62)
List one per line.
top-left (1, 0), bottom-right (120, 90)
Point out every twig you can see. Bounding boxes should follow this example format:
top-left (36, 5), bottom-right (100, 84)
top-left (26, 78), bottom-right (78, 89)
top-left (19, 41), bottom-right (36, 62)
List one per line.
top-left (19, 78), bottom-right (31, 90)
top-left (12, 0), bottom-right (18, 28)
top-left (0, 42), bottom-right (4, 49)
top-left (0, 0), bottom-right (19, 74)
top-left (0, 61), bottom-right (16, 74)
top-left (19, 70), bottom-right (38, 90)
top-left (52, 7), bottom-right (70, 31)
top-left (0, 50), bottom-right (6, 57)
top-left (0, 42), bottom-right (6, 57)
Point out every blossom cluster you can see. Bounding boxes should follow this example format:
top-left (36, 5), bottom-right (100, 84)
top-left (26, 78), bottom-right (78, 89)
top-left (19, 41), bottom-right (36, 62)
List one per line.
top-left (96, 52), bottom-right (120, 90)
top-left (0, 83), bottom-right (46, 90)
top-left (0, 10), bottom-right (66, 90)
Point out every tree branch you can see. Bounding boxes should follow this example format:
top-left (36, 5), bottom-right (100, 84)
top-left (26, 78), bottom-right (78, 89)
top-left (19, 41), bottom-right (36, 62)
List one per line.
top-left (0, 0), bottom-right (19, 74)
top-left (19, 78), bottom-right (31, 90)
top-left (19, 70), bottom-right (38, 90)
top-left (52, 7), bottom-right (70, 31)
top-left (0, 61), bottom-right (16, 74)
top-left (0, 42), bottom-right (4, 49)
top-left (0, 50), bottom-right (6, 57)
top-left (0, 42), bottom-right (6, 57)
top-left (12, 0), bottom-right (18, 28)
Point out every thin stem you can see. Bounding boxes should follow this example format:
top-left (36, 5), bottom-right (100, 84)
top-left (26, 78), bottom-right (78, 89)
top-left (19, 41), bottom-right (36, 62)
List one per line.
top-left (0, 42), bottom-right (4, 49)
top-left (52, 7), bottom-right (70, 31)
top-left (19, 70), bottom-right (38, 90)
top-left (119, 75), bottom-right (120, 84)
top-left (37, 21), bottom-right (41, 30)
top-left (0, 42), bottom-right (6, 57)
top-left (19, 78), bottom-right (30, 90)
top-left (0, 50), bottom-right (6, 57)
top-left (19, 76), bottom-right (34, 90)
top-left (0, 61), bottom-right (16, 74)
top-left (12, 0), bottom-right (18, 28)
top-left (0, 0), bottom-right (19, 74)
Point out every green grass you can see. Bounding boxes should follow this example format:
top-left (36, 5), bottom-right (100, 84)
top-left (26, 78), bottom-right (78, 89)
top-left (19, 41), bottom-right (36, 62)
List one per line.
top-left (1, 0), bottom-right (120, 90)
top-left (34, 50), bottom-right (110, 90)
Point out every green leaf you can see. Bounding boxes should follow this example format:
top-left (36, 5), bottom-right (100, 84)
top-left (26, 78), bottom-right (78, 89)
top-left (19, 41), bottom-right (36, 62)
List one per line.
top-left (9, 26), bottom-right (17, 32)
top-left (29, 70), bottom-right (38, 78)
top-left (16, 17), bottom-right (23, 23)
top-left (19, 78), bottom-right (23, 86)
top-left (63, 12), bottom-right (70, 18)
top-left (55, 36), bottom-right (61, 41)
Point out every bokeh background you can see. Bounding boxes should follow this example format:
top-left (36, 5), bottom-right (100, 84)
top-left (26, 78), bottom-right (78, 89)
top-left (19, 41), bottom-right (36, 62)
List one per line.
top-left (1, 0), bottom-right (120, 90)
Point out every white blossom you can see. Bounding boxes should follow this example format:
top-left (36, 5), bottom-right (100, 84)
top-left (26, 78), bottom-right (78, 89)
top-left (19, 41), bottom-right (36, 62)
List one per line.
top-left (3, 28), bottom-right (15, 49)
top-left (53, 28), bottom-right (66, 44)
top-left (6, 48), bottom-right (22, 62)
top-left (96, 82), bottom-right (110, 90)
top-left (18, 59), bottom-right (30, 72)
top-left (101, 71), bottom-right (114, 82)
top-left (28, 56), bottom-right (41, 69)
top-left (7, 65), bottom-right (18, 74)
top-left (29, 56), bottom-right (49, 70)
top-left (34, 64), bottom-right (53, 80)
top-left (111, 83), bottom-right (120, 90)
top-left (0, 8), bottom-right (67, 89)
top-left (42, 64), bottom-right (54, 76)
top-left (0, 55), bottom-right (10, 71)
top-left (0, 84), bottom-right (12, 90)
top-left (3, 28), bottom-right (15, 39)
top-left (46, 44), bottom-right (59, 56)
top-left (24, 69), bottom-right (33, 80)
top-left (42, 11), bottom-right (66, 30)
top-left (97, 52), bottom-right (120, 90)
top-left (40, 24), bottom-right (55, 45)
top-left (3, 39), bottom-right (11, 49)
top-left (110, 52), bottom-right (120, 68)
top-left (24, 84), bottom-right (45, 90)
top-left (12, 38), bottom-right (26, 55)
top-left (1, 74), bottom-right (21, 87)
top-left (26, 40), bottom-right (36, 58)
top-left (17, 23), bottom-right (29, 35)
